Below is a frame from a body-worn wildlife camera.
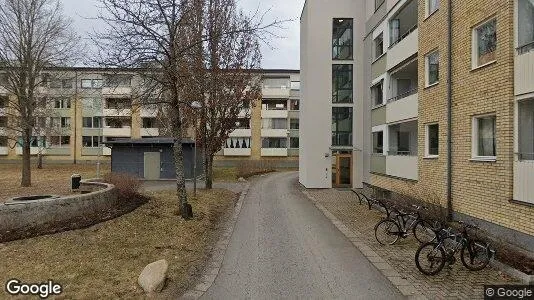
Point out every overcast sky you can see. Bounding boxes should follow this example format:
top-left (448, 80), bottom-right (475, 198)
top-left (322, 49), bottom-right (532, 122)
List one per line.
top-left (60, 0), bottom-right (304, 70)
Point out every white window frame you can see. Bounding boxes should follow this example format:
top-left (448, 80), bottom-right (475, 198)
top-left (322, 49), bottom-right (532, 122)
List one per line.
top-left (425, 123), bottom-right (439, 158)
top-left (425, 50), bottom-right (439, 87)
top-left (472, 18), bottom-right (497, 69)
top-left (426, 0), bottom-right (439, 18)
top-left (373, 33), bottom-right (384, 61)
top-left (471, 113), bottom-right (497, 161)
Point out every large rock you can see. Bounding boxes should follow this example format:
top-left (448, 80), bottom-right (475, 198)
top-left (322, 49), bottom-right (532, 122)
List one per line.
top-left (138, 259), bottom-right (168, 293)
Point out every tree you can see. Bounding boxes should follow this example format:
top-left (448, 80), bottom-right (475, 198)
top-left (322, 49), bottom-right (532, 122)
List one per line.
top-left (0, 0), bottom-right (78, 186)
top-left (96, 0), bottom-right (282, 215)
top-left (180, 0), bottom-right (263, 189)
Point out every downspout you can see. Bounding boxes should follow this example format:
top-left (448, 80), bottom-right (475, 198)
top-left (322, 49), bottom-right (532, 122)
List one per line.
top-left (73, 70), bottom-right (78, 164)
top-left (446, 0), bottom-right (453, 221)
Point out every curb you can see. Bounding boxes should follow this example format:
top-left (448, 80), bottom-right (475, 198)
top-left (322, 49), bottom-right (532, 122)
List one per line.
top-left (180, 182), bottom-right (251, 300)
top-left (490, 259), bottom-right (534, 284)
top-left (301, 190), bottom-right (427, 300)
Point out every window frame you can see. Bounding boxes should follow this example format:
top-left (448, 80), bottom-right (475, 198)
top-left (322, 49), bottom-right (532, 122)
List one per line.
top-left (371, 80), bottom-right (384, 107)
top-left (426, 0), bottom-right (439, 18)
top-left (471, 114), bottom-right (497, 161)
top-left (472, 18), bottom-right (497, 69)
top-left (372, 131), bottom-right (384, 155)
top-left (375, 0), bottom-right (385, 11)
top-left (332, 107), bottom-right (353, 147)
top-left (373, 33), bottom-right (384, 60)
top-left (425, 50), bottom-right (440, 87)
top-left (332, 64), bottom-right (354, 103)
top-left (425, 123), bottom-right (439, 158)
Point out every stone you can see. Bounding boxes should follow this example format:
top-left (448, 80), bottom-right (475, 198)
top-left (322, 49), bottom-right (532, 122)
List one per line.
top-left (138, 259), bottom-right (168, 293)
top-left (238, 177), bottom-right (247, 182)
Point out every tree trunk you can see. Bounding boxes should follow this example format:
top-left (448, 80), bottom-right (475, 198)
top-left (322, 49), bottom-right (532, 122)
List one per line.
top-left (21, 129), bottom-right (31, 187)
top-left (172, 109), bottom-right (189, 218)
top-left (205, 153), bottom-right (213, 189)
top-left (37, 152), bottom-right (43, 169)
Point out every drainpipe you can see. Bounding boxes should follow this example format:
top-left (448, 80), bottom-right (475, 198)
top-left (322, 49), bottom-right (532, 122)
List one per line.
top-left (446, 0), bottom-right (453, 221)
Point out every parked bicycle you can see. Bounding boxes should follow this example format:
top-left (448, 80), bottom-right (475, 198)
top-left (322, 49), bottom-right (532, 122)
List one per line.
top-left (415, 221), bottom-right (492, 275)
top-left (374, 205), bottom-right (440, 245)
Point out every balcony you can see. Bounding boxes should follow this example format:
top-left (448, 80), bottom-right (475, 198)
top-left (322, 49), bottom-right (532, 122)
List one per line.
top-left (103, 108), bottom-right (132, 117)
top-left (0, 147), bottom-right (8, 155)
top-left (262, 87), bottom-right (290, 98)
top-left (102, 87), bottom-right (132, 95)
top-left (140, 128), bottom-right (159, 137)
top-left (515, 42), bottom-right (534, 96)
top-left (103, 127), bottom-right (131, 137)
top-left (262, 110), bottom-right (288, 119)
top-left (386, 155), bottom-right (418, 180)
top-left (140, 107), bottom-right (158, 118)
top-left (387, 0), bottom-right (418, 70)
top-left (16, 147), bottom-right (40, 155)
top-left (229, 129), bottom-right (252, 137)
top-left (386, 91), bottom-right (418, 123)
top-left (261, 148), bottom-right (288, 157)
top-left (261, 129), bottom-right (289, 138)
top-left (514, 154), bottom-right (534, 204)
top-left (223, 148), bottom-right (251, 156)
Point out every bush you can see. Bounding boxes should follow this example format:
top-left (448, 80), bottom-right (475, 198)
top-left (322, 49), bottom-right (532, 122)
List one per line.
top-left (236, 160), bottom-right (276, 179)
top-left (103, 173), bottom-right (142, 200)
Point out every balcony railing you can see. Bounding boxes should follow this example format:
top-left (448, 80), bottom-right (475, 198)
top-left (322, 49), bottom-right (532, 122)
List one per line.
top-left (388, 150), bottom-right (417, 156)
top-left (387, 88), bottom-right (418, 103)
top-left (388, 25), bottom-right (418, 49)
top-left (517, 41), bottom-right (534, 55)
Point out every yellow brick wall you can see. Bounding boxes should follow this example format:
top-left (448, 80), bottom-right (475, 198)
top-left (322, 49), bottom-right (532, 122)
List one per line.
top-left (371, 0), bottom-right (534, 237)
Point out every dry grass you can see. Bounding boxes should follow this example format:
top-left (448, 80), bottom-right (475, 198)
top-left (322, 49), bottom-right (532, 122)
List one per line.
top-left (212, 167), bottom-right (238, 182)
top-left (0, 188), bottom-right (236, 299)
top-left (0, 164), bottom-right (110, 203)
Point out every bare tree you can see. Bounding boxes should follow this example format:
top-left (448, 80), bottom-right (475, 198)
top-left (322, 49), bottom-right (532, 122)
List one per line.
top-left (181, 0), bottom-right (262, 189)
top-left (95, 0), bottom-right (283, 216)
top-left (0, 0), bottom-right (78, 186)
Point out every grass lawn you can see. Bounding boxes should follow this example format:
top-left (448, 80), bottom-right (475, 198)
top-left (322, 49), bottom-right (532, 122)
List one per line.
top-left (0, 189), bottom-right (236, 299)
top-left (0, 164), bottom-right (111, 203)
top-left (212, 167), bottom-right (238, 182)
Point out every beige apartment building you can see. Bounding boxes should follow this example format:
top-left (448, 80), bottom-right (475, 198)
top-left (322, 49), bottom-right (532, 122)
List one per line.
top-left (0, 68), bottom-right (300, 168)
top-left (300, 0), bottom-right (534, 251)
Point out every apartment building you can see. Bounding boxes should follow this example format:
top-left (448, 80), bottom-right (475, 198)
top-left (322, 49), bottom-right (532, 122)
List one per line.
top-left (214, 70), bottom-right (301, 168)
top-left (300, 0), bottom-right (534, 250)
top-left (0, 68), bottom-right (300, 168)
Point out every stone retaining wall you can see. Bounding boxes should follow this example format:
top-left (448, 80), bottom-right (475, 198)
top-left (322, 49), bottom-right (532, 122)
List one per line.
top-left (0, 180), bottom-right (144, 243)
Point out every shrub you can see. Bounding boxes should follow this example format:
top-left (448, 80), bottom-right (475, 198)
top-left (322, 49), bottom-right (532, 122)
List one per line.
top-left (236, 160), bottom-right (275, 179)
top-left (103, 173), bottom-right (142, 200)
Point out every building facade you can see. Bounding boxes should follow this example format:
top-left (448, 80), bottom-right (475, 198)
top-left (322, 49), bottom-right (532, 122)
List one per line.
top-left (300, 0), bottom-right (534, 250)
top-left (0, 68), bottom-right (300, 168)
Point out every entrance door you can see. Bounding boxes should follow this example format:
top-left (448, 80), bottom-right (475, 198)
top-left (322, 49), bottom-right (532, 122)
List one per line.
top-left (144, 152), bottom-right (161, 180)
top-left (333, 154), bottom-right (352, 187)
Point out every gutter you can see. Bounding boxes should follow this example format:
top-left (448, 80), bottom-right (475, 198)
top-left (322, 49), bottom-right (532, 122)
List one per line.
top-left (446, 0), bottom-right (453, 221)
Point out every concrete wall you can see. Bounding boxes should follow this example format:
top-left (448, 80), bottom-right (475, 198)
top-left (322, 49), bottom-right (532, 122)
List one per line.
top-left (0, 180), bottom-right (143, 243)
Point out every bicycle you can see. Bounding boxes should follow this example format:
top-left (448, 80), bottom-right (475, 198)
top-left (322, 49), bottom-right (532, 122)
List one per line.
top-left (414, 221), bottom-right (492, 275)
top-left (374, 205), bottom-right (440, 245)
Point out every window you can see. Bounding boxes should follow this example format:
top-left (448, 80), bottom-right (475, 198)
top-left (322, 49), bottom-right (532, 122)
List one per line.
top-left (374, 33), bottom-right (384, 59)
top-left (82, 136), bottom-right (102, 148)
top-left (426, 124), bottom-right (439, 157)
top-left (375, 0), bottom-right (385, 11)
top-left (61, 117), bottom-right (71, 128)
top-left (142, 117), bottom-right (157, 128)
top-left (261, 137), bottom-right (287, 148)
top-left (262, 118), bottom-right (287, 129)
top-left (262, 100), bottom-right (287, 110)
top-left (106, 98), bottom-right (131, 109)
top-left (371, 81), bottom-right (384, 106)
top-left (333, 19), bottom-right (353, 60)
top-left (225, 137), bottom-right (251, 149)
top-left (290, 137), bottom-right (299, 148)
top-left (373, 131), bottom-right (384, 154)
top-left (473, 19), bottom-right (497, 68)
top-left (50, 136), bottom-right (70, 147)
top-left (263, 78), bottom-right (289, 89)
top-left (81, 79), bottom-right (103, 89)
top-left (427, 0), bottom-right (439, 16)
top-left (332, 107), bottom-right (353, 146)
top-left (290, 119), bottom-right (299, 129)
top-left (519, 100), bottom-right (534, 160)
top-left (518, 0), bottom-right (534, 54)
top-left (290, 100), bottom-right (299, 111)
top-left (472, 115), bottom-right (496, 159)
top-left (426, 51), bottom-right (439, 86)
top-left (388, 121), bottom-right (418, 156)
top-left (235, 118), bottom-right (250, 129)
top-left (106, 118), bottom-right (131, 128)
top-left (332, 64), bottom-right (353, 103)
top-left (0, 136), bottom-right (7, 147)
top-left (290, 81), bottom-right (300, 90)
top-left (53, 98), bottom-right (71, 109)
top-left (104, 75), bottom-right (132, 87)
top-left (83, 117), bottom-right (102, 128)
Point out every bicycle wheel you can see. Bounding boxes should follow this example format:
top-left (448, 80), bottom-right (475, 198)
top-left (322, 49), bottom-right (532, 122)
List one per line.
top-left (413, 220), bottom-right (437, 244)
top-left (415, 242), bottom-right (446, 275)
top-left (374, 219), bottom-right (400, 245)
top-left (460, 239), bottom-right (491, 271)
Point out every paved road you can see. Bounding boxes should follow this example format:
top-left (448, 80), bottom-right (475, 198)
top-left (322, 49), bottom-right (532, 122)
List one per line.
top-left (202, 172), bottom-right (403, 299)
